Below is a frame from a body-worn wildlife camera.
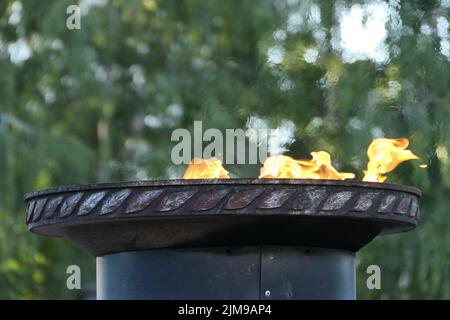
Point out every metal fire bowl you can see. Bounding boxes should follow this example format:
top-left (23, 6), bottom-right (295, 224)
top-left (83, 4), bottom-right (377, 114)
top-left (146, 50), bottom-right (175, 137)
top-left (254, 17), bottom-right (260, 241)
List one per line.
top-left (24, 179), bottom-right (421, 256)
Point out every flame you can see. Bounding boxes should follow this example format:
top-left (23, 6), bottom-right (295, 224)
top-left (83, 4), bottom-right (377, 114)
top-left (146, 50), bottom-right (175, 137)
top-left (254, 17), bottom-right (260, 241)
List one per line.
top-left (259, 152), bottom-right (355, 180)
top-left (182, 158), bottom-right (230, 179)
top-left (305, 151), bottom-right (356, 180)
top-left (258, 155), bottom-right (303, 178)
top-left (181, 139), bottom-right (421, 182)
top-left (362, 138), bottom-right (419, 182)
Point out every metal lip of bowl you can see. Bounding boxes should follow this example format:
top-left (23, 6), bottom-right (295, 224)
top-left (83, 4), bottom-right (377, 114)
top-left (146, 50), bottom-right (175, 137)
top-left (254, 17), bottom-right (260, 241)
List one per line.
top-left (24, 178), bottom-right (421, 200)
top-left (24, 179), bottom-right (422, 256)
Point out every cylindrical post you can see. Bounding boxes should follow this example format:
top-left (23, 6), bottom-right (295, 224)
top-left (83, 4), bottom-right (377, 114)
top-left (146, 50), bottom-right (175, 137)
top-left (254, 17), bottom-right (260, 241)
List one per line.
top-left (96, 246), bottom-right (355, 300)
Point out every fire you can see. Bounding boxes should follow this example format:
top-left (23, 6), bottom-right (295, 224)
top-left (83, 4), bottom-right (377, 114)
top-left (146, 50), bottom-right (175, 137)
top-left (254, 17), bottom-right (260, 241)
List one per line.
top-left (181, 139), bottom-right (422, 182)
top-left (259, 152), bottom-right (355, 180)
top-left (362, 138), bottom-right (419, 182)
top-left (182, 158), bottom-right (230, 179)
top-left (305, 151), bottom-right (356, 180)
top-left (258, 155), bottom-right (303, 178)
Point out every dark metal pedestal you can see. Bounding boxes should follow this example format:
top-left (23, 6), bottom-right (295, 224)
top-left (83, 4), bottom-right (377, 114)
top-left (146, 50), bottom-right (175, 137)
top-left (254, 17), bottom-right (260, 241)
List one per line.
top-left (26, 179), bottom-right (420, 300)
top-left (96, 246), bottom-right (355, 300)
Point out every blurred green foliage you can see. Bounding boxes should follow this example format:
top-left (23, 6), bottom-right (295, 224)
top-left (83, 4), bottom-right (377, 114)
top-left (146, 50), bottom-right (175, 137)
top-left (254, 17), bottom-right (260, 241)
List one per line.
top-left (0, 0), bottom-right (449, 299)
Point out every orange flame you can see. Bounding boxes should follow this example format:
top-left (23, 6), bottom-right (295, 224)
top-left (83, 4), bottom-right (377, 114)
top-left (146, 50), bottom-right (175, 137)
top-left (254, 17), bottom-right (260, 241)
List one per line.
top-left (259, 152), bottom-right (355, 180)
top-left (182, 157), bottom-right (230, 179)
top-left (181, 139), bottom-right (421, 182)
top-left (362, 138), bottom-right (419, 182)
top-left (258, 155), bottom-right (303, 178)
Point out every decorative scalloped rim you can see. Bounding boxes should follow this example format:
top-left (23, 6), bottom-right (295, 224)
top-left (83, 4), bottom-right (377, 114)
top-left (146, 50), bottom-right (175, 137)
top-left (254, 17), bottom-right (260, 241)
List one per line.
top-left (25, 180), bottom-right (421, 232)
top-left (24, 179), bottom-right (421, 200)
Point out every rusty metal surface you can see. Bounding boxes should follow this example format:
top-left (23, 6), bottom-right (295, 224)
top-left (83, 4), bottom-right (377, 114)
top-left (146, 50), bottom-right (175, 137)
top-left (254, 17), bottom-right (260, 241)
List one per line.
top-left (24, 179), bottom-right (421, 256)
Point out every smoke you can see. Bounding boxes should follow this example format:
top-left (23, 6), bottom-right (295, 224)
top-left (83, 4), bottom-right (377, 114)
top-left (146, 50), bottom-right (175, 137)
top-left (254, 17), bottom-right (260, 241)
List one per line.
top-left (245, 115), bottom-right (296, 156)
top-left (269, 120), bottom-right (296, 155)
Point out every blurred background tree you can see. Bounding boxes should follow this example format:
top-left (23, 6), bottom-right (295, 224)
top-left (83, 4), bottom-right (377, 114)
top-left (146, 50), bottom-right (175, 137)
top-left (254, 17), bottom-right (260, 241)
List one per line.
top-left (0, 0), bottom-right (449, 299)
